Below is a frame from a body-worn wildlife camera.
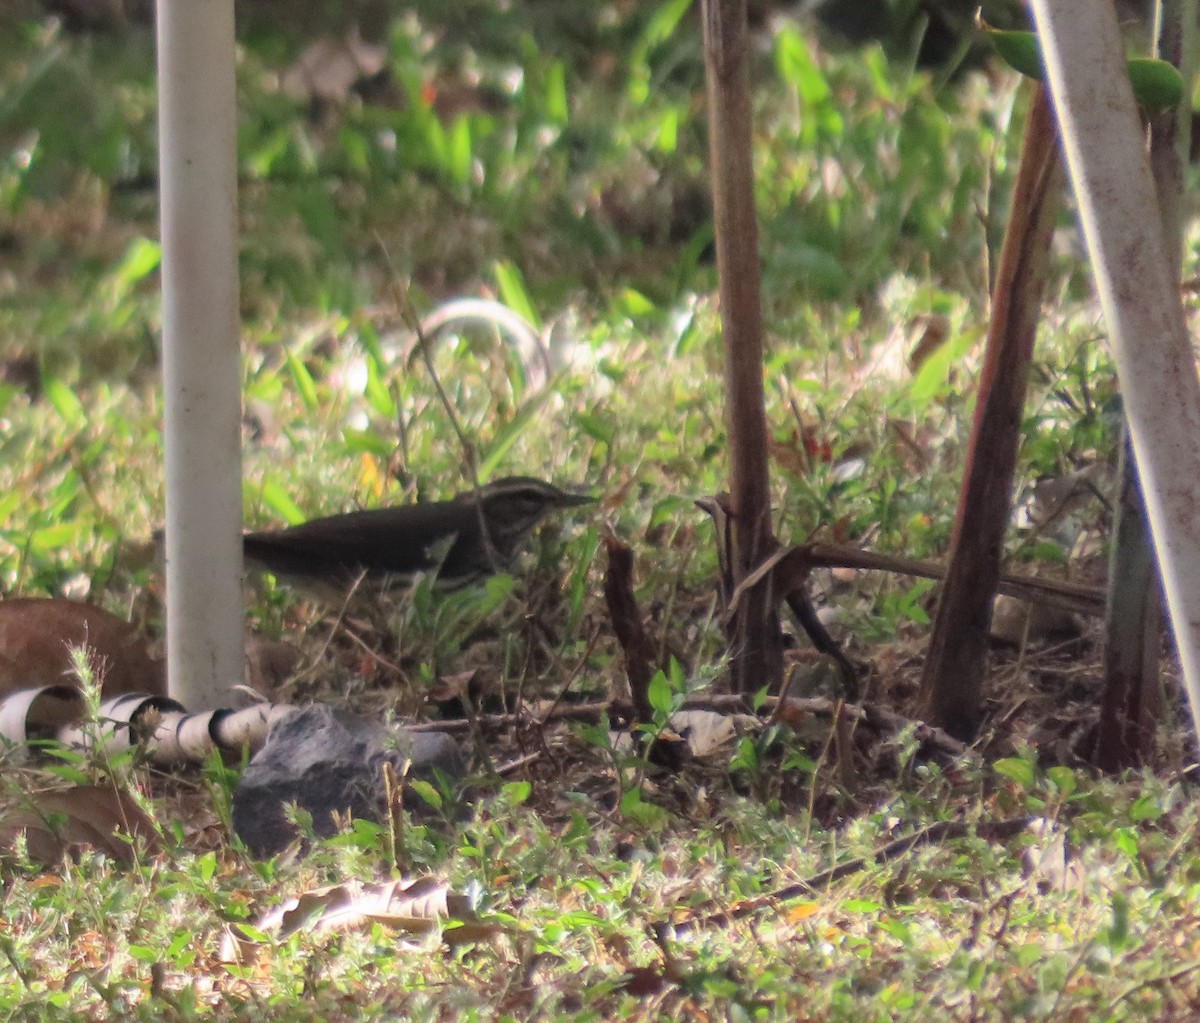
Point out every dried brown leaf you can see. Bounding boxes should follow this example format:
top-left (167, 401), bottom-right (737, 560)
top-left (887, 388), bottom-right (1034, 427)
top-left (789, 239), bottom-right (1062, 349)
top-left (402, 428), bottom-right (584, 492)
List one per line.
top-left (0, 598), bottom-right (165, 699)
top-left (0, 783), bottom-right (160, 869)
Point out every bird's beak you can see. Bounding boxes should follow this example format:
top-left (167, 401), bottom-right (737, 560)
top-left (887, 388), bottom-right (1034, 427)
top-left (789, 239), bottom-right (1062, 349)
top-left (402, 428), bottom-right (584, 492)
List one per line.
top-left (559, 491), bottom-right (598, 508)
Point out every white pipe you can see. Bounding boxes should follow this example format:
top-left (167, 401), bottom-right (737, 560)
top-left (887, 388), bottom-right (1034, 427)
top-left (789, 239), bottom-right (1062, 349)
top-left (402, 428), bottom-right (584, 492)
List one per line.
top-left (156, 0), bottom-right (244, 709)
top-left (1030, 1), bottom-right (1200, 731)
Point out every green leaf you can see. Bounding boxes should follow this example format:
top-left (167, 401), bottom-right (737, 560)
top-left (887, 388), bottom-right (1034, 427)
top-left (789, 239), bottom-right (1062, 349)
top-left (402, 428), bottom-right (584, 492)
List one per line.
top-left (363, 352), bottom-right (396, 418)
top-left (636, 0), bottom-right (693, 53)
top-left (447, 114), bottom-right (472, 188)
top-left (907, 331), bottom-right (972, 407)
top-left (127, 945), bottom-right (160, 964)
top-left (501, 781), bottom-right (531, 806)
top-left (876, 919), bottom-right (912, 943)
top-left (575, 412), bottom-right (615, 445)
top-left (28, 521), bottom-right (86, 555)
top-left (341, 429), bottom-right (394, 458)
top-left (841, 898), bottom-right (882, 913)
top-left (294, 185), bottom-right (339, 248)
top-left (1046, 766), bottom-right (1077, 797)
top-left (1129, 792), bottom-right (1162, 822)
top-left (615, 287), bottom-right (656, 318)
top-left (781, 749), bottom-right (816, 774)
top-left (598, 359), bottom-right (626, 383)
top-left (477, 387), bottom-right (553, 479)
top-left (626, 0), bottom-right (694, 105)
top-left (259, 479), bottom-right (307, 525)
top-left (647, 671), bottom-right (674, 719)
top-left (618, 786), bottom-right (666, 826)
top-left (985, 26), bottom-right (1184, 112)
top-left (775, 26), bottom-right (832, 105)
top-left (987, 27), bottom-right (1043, 80)
top-left (285, 351), bottom-right (319, 411)
top-left (1127, 57), bottom-right (1186, 112)
top-left (1110, 826), bottom-right (1139, 860)
top-left (654, 107), bottom-right (678, 154)
top-left (110, 236), bottom-right (161, 295)
top-left (408, 779), bottom-right (443, 810)
top-left (1107, 892), bottom-right (1130, 949)
top-left (544, 60), bottom-right (568, 126)
top-left (164, 931), bottom-right (191, 960)
top-left (493, 260), bottom-right (539, 329)
top-left (668, 657), bottom-right (685, 689)
top-left (993, 756), bottom-right (1037, 788)
top-left (246, 126), bottom-right (292, 178)
top-left (768, 244), bottom-right (848, 300)
top-left (476, 572), bottom-right (516, 615)
top-left (728, 736), bottom-right (758, 773)
top-left (42, 377), bottom-right (86, 427)
top-left (196, 851), bottom-right (217, 883)
top-left (232, 923), bottom-right (272, 944)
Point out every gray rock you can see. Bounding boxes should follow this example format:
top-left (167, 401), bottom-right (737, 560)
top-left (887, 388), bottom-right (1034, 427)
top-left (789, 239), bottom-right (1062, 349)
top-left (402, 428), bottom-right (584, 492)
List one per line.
top-left (231, 704), bottom-right (464, 857)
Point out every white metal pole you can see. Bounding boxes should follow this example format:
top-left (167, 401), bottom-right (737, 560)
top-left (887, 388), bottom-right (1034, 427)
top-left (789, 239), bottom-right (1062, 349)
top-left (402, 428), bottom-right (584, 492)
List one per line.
top-left (1029, 0), bottom-right (1200, 731)
top-left (156, 0), bottom-right (244, 708)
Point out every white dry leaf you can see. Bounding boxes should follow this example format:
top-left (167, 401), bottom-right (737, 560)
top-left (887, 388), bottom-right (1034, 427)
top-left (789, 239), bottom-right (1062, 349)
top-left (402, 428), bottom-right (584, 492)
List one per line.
top-left (608, 710), bottom-right (758, 758)
top-left (219, 876), bottom-right (501, 963)
top-left (1020, 818), bottom-right (1078, 893)
top-left (669, 710), bottom-right (759, 757)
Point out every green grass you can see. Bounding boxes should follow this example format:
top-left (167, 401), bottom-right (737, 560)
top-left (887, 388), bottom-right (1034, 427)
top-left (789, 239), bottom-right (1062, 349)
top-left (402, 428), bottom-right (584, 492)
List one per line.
top-left (0, 2), bottom-right (1190, 1020)
top-left (3, 764), bottom-right (1199, 1020)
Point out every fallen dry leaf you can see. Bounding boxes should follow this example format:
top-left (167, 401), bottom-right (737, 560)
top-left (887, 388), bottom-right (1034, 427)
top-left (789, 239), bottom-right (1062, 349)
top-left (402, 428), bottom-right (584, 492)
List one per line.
top-left (0, 599), bottom-right (165, 699)
top-left (669, 710), bottom-right (759, 757)
top-left (1021, 818), bottom-right (1080, 893)
top-left (219, 876), bottom-right (501, 962)
top-left (0, 782), bottom-right (161, 869)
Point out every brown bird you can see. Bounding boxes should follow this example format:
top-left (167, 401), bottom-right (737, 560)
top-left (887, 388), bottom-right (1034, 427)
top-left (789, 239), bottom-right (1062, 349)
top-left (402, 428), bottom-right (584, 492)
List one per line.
top-left (241, 475), bottom-right (594, 598)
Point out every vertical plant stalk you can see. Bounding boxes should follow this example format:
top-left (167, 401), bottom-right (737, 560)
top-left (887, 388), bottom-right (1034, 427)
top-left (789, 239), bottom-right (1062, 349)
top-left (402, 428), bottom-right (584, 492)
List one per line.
top-left (1094, 0), bottom-right (1193, 769)
top-left (696, 494), bottom-right (859, 699)
top-left (1033, 0), bottom-right (1200, 781)
top-left (1096, 432), bottom-right (1162, 769)
top-left (700, 0), bottom-right (782, 695)
top-left (918, 84), bottom-right (1062, 739)
top-left (603, 532), bottom-right (657, 725)
top-left (1033, 0), bottom-right (1200, 762)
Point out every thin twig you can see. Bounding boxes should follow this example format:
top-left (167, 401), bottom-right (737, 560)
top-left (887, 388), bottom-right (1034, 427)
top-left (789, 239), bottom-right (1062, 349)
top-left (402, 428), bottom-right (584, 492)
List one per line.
top-left (337, 616), bottom-right (405, 677)
top-left (533, 624), bottom-right (603, 730)
top-left (375, 236), bottom-right (477, 482)
top-left (1107, 958), bottom-right (1200, 1012)
top-left (495, 750), bottom-right (543, 777)
top-left (309, 569), bottom-right (369, 666)
top-left (374, 236), bottom-right (501, 570)
top-left (802, 704), bottom-right (838, 846)
top-left (404, 693), bottom-right (973, 768)
top-left (671, 816), bottom-right (1034, 933)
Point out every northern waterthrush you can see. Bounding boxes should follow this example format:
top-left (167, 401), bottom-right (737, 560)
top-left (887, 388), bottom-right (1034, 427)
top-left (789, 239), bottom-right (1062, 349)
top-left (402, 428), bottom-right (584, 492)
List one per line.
top-left (242, 476), bottom-right (594, 599)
